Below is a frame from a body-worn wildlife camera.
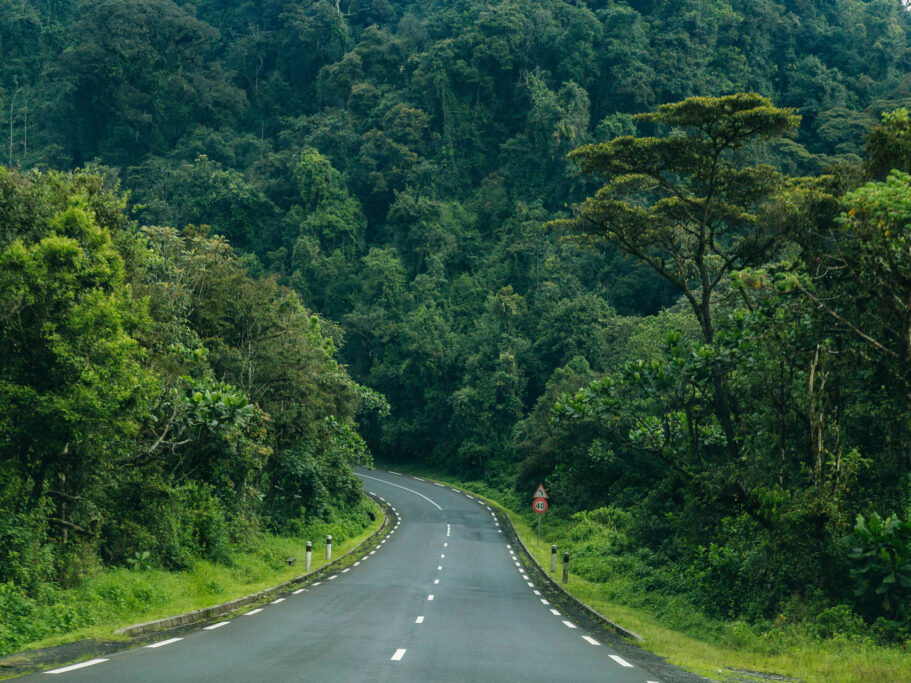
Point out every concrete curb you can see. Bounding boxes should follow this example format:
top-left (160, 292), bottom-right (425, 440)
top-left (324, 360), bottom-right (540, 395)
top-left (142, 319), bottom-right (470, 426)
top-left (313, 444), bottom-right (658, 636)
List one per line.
top-left (501, 509), bottom-right (644, 642)
top-left (114, 492), bottom-right (393, 637)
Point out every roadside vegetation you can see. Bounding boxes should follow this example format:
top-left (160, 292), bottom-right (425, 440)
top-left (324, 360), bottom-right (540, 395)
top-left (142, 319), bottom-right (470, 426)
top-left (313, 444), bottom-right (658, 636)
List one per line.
top-left (0, 497), bottom-right (380, 657)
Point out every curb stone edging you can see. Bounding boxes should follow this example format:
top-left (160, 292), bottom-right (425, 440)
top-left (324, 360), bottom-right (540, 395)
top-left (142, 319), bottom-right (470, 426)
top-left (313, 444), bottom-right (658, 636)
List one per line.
top-left (114, 492), bottom-right (393, 637)
top-left (500, 509), bottom-right (644, 642)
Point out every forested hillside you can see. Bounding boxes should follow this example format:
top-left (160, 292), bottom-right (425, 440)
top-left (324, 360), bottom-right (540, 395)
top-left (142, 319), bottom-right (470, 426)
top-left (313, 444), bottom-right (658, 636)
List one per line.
top-left (2, 0), bottom-right (911, 652)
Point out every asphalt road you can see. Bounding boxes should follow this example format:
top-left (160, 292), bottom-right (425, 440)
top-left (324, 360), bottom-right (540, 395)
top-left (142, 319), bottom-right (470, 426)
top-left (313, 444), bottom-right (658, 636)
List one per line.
top-left (27, 469), bottom-right (676, 682)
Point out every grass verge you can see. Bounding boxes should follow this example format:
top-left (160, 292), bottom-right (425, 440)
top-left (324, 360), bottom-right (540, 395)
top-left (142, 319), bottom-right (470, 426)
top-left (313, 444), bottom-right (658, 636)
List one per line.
top-left (1, 496), bottom-right (382, 656)
top-left (397, 467), bottom-right (911, 683)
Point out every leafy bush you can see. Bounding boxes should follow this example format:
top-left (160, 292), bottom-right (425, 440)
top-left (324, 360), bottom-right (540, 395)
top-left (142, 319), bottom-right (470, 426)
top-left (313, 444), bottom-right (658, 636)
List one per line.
top-left (849, 512), bottom-right (911, 625)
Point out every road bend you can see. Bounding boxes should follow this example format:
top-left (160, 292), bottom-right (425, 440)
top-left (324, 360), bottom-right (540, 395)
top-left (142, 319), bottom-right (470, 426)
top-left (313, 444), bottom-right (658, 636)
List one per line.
top-left (26, 468), bottom-right (669, 682)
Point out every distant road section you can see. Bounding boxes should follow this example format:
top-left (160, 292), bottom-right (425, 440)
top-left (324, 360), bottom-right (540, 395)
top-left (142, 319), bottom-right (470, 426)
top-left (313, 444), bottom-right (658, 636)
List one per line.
top-left (26, 468), bottom-right (677, 682)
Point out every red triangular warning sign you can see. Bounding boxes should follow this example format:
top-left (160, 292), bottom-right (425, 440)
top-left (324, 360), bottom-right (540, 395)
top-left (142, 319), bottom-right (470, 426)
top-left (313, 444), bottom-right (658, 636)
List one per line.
top-left (533, 484), bottom-right (548, 499)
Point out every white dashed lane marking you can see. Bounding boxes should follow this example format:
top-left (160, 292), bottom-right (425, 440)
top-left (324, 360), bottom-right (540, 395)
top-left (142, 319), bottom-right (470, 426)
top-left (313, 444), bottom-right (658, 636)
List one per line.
top-left (45, 659), bottom-right (108, 674)
top-left (244, 609), bottom-right (263, 616)
top-left (609, 655), bottom-right (633, 667)
top-left (391, 649), bottom-right (407, 661)
top-left (311, 582), bottom-right (322, 587)
top-left (562, 621), bottom-right (577, 629)
top-left (415, 616), bottom-right (425, 624)
top-left (271, 598), bottom-right (285, 604)
top-left (204, 621), bottom-right (231, 630)
top-left (428, 594), bottom-right (434, 600)
top-left (550, 609), bottom-right (560, 616)
top-left (293, 588), bottom-right (306, 594)
top-left (582, 636), bottom-right (600, 646)
top-left (146, 638), bottom-right (183, 648)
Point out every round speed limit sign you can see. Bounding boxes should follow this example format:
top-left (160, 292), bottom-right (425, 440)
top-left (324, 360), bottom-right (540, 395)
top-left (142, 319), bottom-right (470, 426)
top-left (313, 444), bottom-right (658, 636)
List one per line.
top-left (532, 497), bottom-right (548, 513)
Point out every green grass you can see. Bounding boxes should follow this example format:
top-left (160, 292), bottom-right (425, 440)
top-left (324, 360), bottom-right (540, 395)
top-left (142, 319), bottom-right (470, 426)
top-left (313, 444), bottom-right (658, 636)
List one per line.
top-left (2, 497), bottom-right (383, 655)
top-left (400, 467), bottom-right (911, 683)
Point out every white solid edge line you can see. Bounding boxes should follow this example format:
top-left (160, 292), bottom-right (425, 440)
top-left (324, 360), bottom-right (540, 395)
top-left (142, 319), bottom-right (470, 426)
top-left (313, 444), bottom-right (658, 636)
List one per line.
top-left (609, 654), bottom-right (634, 667)
top-left (391, 649), bottom-right (407, 661)
top-left (415, 616), bottom-right (425, 623)
top-left (146, 637), bottom-right (183, 648)
top-left (562, 620), bottom-right (577, 629)
top-left (358, 473), bottom-right (443, 510)
top-left (45, 659), bottom-right (108, 674)
top-left (204, 621), bottom-right (231, 630)
top-left (582, 635), bottom-right (600, 645)
top-left (244, 608), bottom-right (263, 616)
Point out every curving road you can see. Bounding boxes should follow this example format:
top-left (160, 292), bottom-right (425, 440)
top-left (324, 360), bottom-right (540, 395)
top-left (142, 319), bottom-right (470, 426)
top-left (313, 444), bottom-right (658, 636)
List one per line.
top-left (26, 469), bottom-right (680, 682)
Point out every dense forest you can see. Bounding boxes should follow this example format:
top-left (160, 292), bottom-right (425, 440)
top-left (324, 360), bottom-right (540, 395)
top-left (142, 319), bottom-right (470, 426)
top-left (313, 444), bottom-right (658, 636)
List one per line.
top-left (3, 0), bottom-right (911, 651)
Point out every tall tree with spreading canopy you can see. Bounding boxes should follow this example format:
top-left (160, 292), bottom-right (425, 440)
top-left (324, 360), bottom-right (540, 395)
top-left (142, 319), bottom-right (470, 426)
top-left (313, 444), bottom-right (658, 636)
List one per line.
top-left (552, 93), bottom-right (800, 463)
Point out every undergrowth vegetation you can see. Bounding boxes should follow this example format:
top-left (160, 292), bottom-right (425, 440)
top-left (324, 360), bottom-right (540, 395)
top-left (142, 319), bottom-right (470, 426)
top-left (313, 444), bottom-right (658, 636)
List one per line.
top-left (0, 498), bottom-right (378, 656)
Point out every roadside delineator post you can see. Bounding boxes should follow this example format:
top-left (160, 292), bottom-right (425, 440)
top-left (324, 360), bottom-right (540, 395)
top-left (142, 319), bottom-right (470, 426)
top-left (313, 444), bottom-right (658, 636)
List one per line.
top-left (550, 545), bottom-right (557, 573)
top-left (306, 541), bottom-right (312, 571)
top-left (326, 534), bottom-right (332, 561)
top-left (562, 552), bottom-right (569, 584)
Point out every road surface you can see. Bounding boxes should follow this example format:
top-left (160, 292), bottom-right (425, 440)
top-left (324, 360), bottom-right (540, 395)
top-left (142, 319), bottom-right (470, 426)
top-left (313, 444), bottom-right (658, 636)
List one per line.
top-left (27, 469), bottom-right (681, 682)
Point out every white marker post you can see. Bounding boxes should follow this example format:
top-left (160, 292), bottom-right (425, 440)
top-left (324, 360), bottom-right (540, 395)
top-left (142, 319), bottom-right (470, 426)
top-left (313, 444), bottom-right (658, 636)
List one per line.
top-left (306, 541), bottom-right (312, 571)
top-left (550, 544), bottom-right (557, 573)
top-left (326, 534), bottom-right (332, 561)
